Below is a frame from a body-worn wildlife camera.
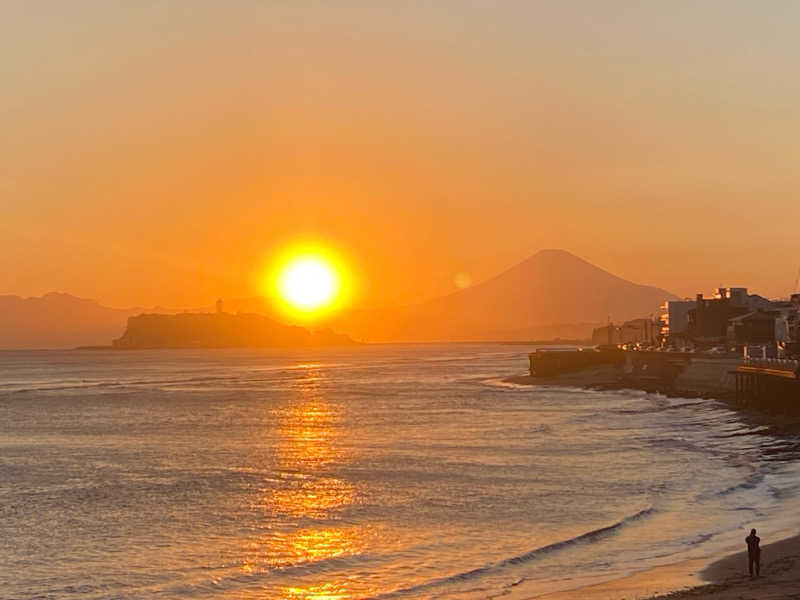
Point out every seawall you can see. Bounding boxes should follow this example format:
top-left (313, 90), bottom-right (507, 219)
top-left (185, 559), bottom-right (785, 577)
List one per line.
top-left (625, 352), bottom-right (740, 399)
top-left (518, 350), bottom-right (800, 411)
top-left (521, 350), bottom-right (740, 400)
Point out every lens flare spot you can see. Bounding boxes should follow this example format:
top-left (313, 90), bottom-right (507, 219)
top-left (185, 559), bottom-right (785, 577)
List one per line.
top-left (454, 271), bottom-right (473, 289)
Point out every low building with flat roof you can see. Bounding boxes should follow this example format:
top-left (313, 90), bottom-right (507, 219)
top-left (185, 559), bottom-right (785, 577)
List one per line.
top-left (592, 318), bottom-right (660, 346)
top-left (727, 310), bottom-right (777, 345)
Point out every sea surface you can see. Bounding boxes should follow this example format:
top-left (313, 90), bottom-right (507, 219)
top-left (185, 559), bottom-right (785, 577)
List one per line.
top-left (2, 344), bottom-right (800, 600)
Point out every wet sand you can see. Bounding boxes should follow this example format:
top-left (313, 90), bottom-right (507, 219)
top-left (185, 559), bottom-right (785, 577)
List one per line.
top-left (651, 532), bottom-right (800, 599)
top-left (526, 533), bottom-right (800, 600)
top-left (508, 368), bottom-right (800, 599)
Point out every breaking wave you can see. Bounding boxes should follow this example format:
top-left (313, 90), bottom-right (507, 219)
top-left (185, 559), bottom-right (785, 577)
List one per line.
top-left (373, 507), bottom-right (655, 599)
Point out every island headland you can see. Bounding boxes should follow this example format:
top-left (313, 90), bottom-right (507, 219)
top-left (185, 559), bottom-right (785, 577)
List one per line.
top-left (112, 312), bottom-right (356, 349)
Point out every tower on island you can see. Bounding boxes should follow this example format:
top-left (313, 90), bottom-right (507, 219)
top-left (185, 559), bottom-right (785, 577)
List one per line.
top-left (216, 298), bottom-right (224, 314)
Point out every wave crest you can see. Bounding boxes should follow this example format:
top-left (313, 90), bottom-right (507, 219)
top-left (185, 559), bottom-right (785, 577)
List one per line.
top-left (373, 507), bottom-right (655, 599)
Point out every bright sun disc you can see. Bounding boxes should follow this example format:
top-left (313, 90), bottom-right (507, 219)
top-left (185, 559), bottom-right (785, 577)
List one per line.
top-left (278, 256), bottom-right (340, 312)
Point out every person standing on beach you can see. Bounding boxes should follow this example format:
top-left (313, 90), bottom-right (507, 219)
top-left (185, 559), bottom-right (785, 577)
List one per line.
top-left (746, 528), bottom-right (760, 577)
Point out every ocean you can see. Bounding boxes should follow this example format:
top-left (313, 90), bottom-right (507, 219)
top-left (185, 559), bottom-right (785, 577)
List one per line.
top-left (2, 344), bottom-right (800, 599)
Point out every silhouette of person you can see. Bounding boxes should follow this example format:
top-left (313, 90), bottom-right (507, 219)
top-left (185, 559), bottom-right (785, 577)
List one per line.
top-left (746, 528), bottom-right (760, 577)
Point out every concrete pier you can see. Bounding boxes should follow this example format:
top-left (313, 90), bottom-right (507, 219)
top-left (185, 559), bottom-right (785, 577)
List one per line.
top-left (528, 349), bottom-right (623, 377)
top-left (734, 359), bottom-right (800, 411)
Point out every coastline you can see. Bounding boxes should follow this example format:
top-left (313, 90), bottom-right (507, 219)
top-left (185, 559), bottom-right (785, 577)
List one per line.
top-left (507, 358), bottom-right (738, 401)
top-left (522, 530), bottom-right (800, 600)
top-left (507, 368), bottom-right (800, 599)
top-left (651, 531), bottom-right (800, 599)
top-left (504, 366), bottom-right (629, 393)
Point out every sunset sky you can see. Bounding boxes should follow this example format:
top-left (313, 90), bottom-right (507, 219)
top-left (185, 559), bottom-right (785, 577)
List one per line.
top-left (3, 1), bottom-right (800, 309)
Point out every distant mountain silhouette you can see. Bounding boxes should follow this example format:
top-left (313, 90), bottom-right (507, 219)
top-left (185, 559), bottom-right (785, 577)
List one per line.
top-left (0, 250), bottom-right (676, 348)
top-left (327, 249), bottom-right (677, 342)
top-left (0, 292), bottom-right (147, 349)
top-left (0, 293), bottom-right (351, 349)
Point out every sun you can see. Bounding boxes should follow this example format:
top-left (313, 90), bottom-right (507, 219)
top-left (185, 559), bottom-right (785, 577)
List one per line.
top-left (279, 257), bottom-right (340, 312)
top-left (264, 242), bottom-right (352, 320)
top-left (265, 244), bottom-right (351, 320)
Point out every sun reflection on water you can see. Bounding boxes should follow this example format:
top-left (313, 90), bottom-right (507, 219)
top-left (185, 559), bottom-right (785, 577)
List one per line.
top-left (264, 476), bottom-right (358, 519)
top-left (240, 365), bottom-right (374, 599)
top-left (272, 397), bottom-right (345, 469)
top-left (242, 525), bottom-right (370, 570)
top-left (284, 581), bottom-right (355, 600)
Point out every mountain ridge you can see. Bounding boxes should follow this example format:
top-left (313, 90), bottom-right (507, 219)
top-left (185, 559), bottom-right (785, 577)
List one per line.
top-left (327, 249), bottom-right (677, 342)
top-left (0, 250), bottom-right (677, 348)
top-left (0, 292), bottom-right (145, 349)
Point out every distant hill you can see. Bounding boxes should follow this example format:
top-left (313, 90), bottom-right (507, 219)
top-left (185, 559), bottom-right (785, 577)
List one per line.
top-left (113, 313), bottom-right (355, 349)
top-left (327, 249), bottom-right (677, 342)
top-left (0, 250), bottom-right (676, 348)
top-left (0, 293), bottom-right (147, 349)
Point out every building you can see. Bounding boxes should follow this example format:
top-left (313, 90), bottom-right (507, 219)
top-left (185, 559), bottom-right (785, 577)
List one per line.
top-left (661, 300), bottom-right (695, 341)
top-left (623, 318), bottom-right (661, 345)
top-left (608, 287), bottom-right (799, 351)
top-left (688, 287), bottom-right (800, 348)
top-left (592, 318), bottom-right (660, 346)
top-left (768, 301), bottom-right (800, 343)
top-left (688, 291), bottom-right (752, 343)
top-left (727, 310), bottom-right (777, 345)
top-left (591, 324), bottom-right (617, 346)
top-left (712, 287), bottom-right (773, 311)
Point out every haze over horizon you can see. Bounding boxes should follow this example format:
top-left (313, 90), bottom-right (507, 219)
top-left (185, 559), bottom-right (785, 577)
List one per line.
top-left (4, 1), bottom-right (800, 309)
top-left (9, 5), bottom-right (800, 598)
top-left (0, 249), bottom-right (677, 348)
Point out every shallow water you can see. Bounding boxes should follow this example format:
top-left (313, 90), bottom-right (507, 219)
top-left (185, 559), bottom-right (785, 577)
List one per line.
top-left (1, 344), bottom-right (799, 599)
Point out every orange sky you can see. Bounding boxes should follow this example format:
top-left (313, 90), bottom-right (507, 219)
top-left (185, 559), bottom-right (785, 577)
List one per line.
top-left (3, 1), bottom-right (800, 309)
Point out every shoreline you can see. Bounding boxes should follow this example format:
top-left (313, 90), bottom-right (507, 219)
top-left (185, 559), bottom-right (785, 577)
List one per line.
top-left (649, 531), bottom-right (800, 599)
top-left (526, 531), bottom-right (800, 600)
top-left (507, 369), bottom-right (800, 599)
top-left (505, 365), bottom-right (800, 441)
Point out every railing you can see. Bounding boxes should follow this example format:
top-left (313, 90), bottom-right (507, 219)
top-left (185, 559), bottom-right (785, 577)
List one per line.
top-left (743, 357), bottom-right (799, 370)
top-left (738, 357), bottom-right (799, 380)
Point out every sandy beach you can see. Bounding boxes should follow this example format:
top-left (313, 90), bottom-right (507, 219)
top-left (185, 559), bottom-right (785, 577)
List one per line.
top-left (506, 370), bottom-right (800, 599)
top-left (653, 532), bottom-right (800, 600)
top-left (527, 532), bottom-right (800, 600)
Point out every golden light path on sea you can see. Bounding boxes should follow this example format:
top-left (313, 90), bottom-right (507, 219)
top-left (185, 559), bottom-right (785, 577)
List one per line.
top-left (237, 364), bottom-right (379, 600)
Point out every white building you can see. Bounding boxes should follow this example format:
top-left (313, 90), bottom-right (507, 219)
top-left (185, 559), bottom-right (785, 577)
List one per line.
top-left (661, 300), bottom-right (695, 339)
